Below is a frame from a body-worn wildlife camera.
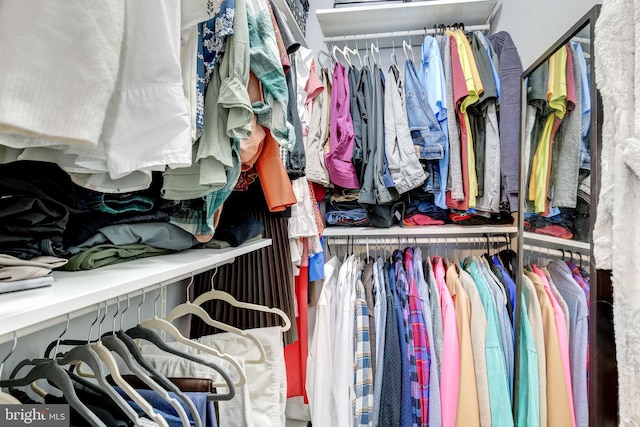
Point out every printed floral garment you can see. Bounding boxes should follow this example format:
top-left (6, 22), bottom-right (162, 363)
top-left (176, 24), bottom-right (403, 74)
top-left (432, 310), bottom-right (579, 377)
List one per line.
top-left (195, 0), bottom-right (236, 139)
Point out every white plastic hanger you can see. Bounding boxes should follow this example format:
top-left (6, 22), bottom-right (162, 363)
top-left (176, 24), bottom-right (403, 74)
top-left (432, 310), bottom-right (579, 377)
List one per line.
top-left (403, 39), bottom-right (416, 63)
top-left (192, 289), bottom-right (292, 333)
top-left (0, 332), bottom-right (21, 404)
top-left (140, 286), bottom-right (248, 387)
top-left (332, 44), bottom-right (345, 64)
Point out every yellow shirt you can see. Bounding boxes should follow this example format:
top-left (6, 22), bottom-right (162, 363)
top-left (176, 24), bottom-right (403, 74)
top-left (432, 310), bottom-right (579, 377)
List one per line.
top-left (528, 47), bottom-right (568, 213)
top-left (449, 30), bottom-right (480, 206)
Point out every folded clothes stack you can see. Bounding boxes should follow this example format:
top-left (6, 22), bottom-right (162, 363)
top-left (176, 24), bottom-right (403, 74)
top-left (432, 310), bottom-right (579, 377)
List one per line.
top-left (0, 255), bottom-right (67, 293)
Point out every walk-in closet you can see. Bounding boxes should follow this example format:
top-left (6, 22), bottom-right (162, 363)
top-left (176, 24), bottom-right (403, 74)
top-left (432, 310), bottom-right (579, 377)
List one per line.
top-left (0, 0), bottom-right (629, 426)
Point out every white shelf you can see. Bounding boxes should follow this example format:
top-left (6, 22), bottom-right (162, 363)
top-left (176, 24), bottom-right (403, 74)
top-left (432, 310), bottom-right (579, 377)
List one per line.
top-left (523, 231), bottom-right (590, 253)
top-left (316, 0), bottom-right (498, 39)
top-left (0, 239), bottom-right (272, 345)
top-left (271, 0), bottom-right (308, 48)
top-left (323, 224), bottom-right (517, 238)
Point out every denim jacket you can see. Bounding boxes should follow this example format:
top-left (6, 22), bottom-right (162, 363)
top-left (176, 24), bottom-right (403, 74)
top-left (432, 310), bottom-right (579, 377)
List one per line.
top-left (404, 60), bottom-right (447, 161)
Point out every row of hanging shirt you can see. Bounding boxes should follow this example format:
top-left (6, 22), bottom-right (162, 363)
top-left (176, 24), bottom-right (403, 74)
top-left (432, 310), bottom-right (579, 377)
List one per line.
top-left (519, 253), bottom-right (591, 427)
top-left (306, 243), bottom-right (520, 427)
top-left (523, 39), bottom-right (592, 241)
top-left (0, 287), bottom-right (291, 427)
top-left (306, 28), bottom-right (523, 228)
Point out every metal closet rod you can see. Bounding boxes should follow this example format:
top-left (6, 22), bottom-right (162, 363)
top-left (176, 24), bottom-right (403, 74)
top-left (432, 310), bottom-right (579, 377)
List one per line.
top-left (323, 24), bottom-right (490, 44)
top-left (327, 234), bottom-right (510, 246)
top-left (522, 243), bottom-right (590, 260)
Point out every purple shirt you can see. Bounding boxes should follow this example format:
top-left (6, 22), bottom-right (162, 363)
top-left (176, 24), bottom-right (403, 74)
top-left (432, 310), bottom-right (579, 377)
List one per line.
top-left (325, 62), bottom-right (359, 189)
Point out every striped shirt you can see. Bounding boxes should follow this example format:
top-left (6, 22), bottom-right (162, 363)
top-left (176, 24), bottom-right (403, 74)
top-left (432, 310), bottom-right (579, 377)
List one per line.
top-left (406, 248), bottom-right (431, 426)
top-left (395, 251), bottom-right (421, 427)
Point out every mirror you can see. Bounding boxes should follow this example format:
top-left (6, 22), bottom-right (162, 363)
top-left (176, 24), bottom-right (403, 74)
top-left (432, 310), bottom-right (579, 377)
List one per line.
top-left (516, 5), bottom-right (611, 427)
top-left (520, 22), bottom-right (593, 248)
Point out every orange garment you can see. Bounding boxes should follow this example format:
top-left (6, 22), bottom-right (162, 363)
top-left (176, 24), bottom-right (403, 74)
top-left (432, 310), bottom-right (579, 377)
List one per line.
top-left (255, 129), bottom-right (297, 212)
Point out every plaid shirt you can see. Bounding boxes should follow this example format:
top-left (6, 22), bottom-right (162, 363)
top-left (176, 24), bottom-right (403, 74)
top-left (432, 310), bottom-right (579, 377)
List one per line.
top-left (405, 248), bottom-right (430, 427)
top-left (354, 277), bottom-right (374, 426)
top-left (394, 251), bottom-right (421, 427)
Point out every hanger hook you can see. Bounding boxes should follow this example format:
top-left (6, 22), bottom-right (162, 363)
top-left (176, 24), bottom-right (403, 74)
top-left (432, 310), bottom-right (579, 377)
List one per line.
top-left (0, 331), bottom-right (18, 378)
top-left (137, 287), bottom-right (146, 325)
top-left (569, 250), bottom-right (574, 264)
top-left (153, 285), bottom-right (162, 318)
top-left (210, 266), bottom-right (219, 291)
top-left (120, 293), bottom-right (130, 331)
top-left (578, 252), bottom-right (583, 268)
top-left (53, 313), bottom-right (70, 359)
top-left (88, 303), bottom-right (101, 343)
top-left (98, 302), bottom-right (108, 338)
top-left (112, 295), bottom-right (120, 334)
top-left (186, 273), bottom-right (195, 303)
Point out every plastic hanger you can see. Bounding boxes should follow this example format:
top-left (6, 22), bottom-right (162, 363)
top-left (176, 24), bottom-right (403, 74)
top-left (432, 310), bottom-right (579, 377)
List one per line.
top-left (91, 303), bottom-right (169, 427)
top-left (332, 44), bottom-right (344, 64)
top-left (390, 39), bottom-right (398, 67)
top-left (0, 332), bottom-right (21, 404)
top-left (352, 39), bottom-right (364, 68)
top-left (141, 284), bottom-right (250, 378)
top-left (109, 294), bottom-right (202, 427)
top-left (1, 320), bottom-right (106, 427)
top-left (403, 39), bottom-right (415, 63)
top-left (129, 289), bottom-right (239, 398)
top-left (192, 278), bottom-right (291, 332)
top-left (3, 360), bottom-right (107, 427)
top-left (102, 297), bottom-right (192, 427)
top-left (317, 50), bottom-right (334, 68)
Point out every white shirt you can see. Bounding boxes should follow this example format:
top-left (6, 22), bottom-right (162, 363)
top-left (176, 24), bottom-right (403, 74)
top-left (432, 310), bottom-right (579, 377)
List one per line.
top-left (307, 256), bottom-right (341, 427)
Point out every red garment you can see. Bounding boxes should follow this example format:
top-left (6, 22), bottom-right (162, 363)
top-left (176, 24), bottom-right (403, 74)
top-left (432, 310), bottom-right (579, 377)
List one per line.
top-left (533, 224), bottom-right (573, 239)
top-left (312, 182), bottom-right (326, 202)
top-left (403, 214), bottom-right (446, 226)
top-left (284, 263), bottom-right (309, 402)
top-left (446, 35), bottom-right (470, 210)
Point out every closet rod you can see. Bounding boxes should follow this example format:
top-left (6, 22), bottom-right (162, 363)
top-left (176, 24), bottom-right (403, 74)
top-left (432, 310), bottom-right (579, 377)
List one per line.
top-left (571, 36), bottom-right (591, 44)
top-left (323, 24), bottom-right (490, 44)
top-left (327, 235), bottom-right (510, 246)
top-left (522, 243), bottom-right (590, 260)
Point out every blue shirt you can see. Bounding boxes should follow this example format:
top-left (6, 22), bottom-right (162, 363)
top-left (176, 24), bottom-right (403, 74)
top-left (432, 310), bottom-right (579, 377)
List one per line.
top-left (389, 262), bottom-right (413, 427)
top-left (463, 258), bottom-right (514, 427)
top-left (419, 36), bottom-right (449, 209)
top-left (517, 294), bottom-right (540, 427)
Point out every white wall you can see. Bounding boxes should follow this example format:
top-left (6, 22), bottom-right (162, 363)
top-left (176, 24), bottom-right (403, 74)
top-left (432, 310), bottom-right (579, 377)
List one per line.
top-left (308, 0), bottom-right (601, 72)
top-left (493, 0), bottom-right (601, 70)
